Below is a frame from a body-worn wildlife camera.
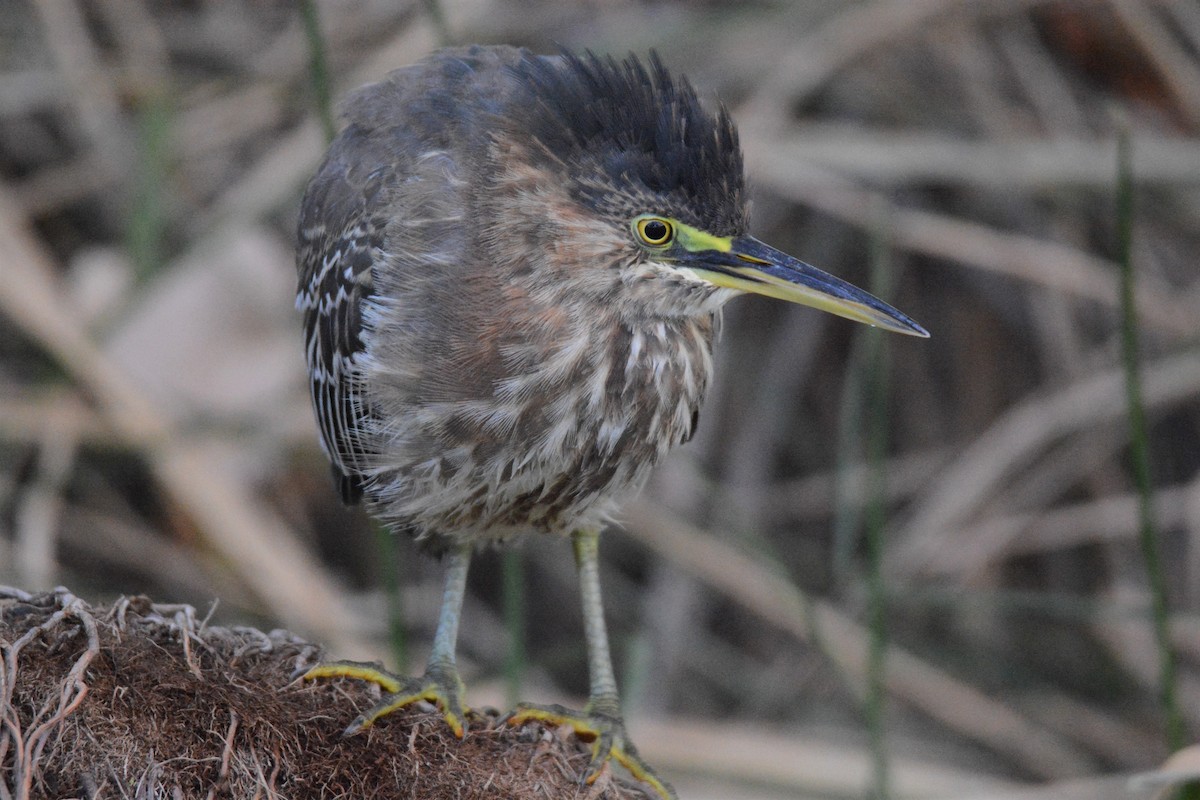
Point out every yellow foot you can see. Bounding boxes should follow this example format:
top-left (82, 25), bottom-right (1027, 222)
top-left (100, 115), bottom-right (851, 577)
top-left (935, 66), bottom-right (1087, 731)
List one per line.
top-left (504, 702), bottom-right (676, 800)
top-left (299, 659), bottom-right (469, 738)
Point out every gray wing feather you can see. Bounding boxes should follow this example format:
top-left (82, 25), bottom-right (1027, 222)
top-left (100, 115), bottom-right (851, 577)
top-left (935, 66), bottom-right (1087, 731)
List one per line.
top-left (295, 45), bottom-right (532, 503)
top-left (296, 131), bottom-right (387, 503)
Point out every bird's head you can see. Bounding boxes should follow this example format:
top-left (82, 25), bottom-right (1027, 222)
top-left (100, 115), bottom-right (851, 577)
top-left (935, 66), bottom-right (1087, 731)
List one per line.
top-left (494, 49), bottom-right (927, 337)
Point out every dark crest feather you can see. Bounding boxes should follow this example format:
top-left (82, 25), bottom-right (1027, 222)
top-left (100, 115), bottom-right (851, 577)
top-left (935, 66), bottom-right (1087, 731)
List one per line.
top-left (509, 49), bottom-right (746, 235)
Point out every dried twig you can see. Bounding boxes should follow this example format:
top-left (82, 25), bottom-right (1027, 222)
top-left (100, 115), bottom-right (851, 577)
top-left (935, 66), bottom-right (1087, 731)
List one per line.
top-left (890, 350), bottom-right (1200, 578)
top-left (622, 503), bottom-right (1096, 778)
top-left (0, 186), bottom-right (363, 654)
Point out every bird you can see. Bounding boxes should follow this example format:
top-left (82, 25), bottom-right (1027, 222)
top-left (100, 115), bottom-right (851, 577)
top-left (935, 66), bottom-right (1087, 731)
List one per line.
top-left (295, 44), bottom-right (927, 799)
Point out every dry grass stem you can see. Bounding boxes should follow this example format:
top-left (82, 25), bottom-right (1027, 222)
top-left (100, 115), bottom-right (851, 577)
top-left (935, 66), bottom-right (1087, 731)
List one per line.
top-left (623, 503), bottom-right (1094, 778)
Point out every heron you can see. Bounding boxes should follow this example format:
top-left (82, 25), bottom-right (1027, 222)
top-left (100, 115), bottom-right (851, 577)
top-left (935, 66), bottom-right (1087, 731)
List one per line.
top-left (296, 44), bottom-right (927, 798)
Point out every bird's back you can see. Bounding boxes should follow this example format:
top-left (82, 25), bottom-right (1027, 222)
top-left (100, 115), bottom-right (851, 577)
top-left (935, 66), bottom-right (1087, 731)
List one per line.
top-left (297, 46), bottom-right (717, 550)
top-left (297, 46), bottom-right (524, 499)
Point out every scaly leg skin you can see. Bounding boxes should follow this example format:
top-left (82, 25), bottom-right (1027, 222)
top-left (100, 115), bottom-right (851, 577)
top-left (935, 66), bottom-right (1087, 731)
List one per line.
top-left (506, 529), bottom-right (677, 800)
top-left (301, 544), bottom-right (472, 738)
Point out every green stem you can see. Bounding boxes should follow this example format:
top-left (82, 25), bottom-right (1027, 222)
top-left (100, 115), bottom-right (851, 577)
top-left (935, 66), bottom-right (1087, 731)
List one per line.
top-left (864, 202), bottom-right (892, 800)
top-left (1116, 128), bottom-right (1188, 760)
top-left (373, 521), bottom-right (408, 672)
top-left (832, 346), bottom-right (866, 590)
top-left (128, 88), bottom-right (171, 283)
top-left (503, 547), bottom-right (526, 707)
top-left (299, 0), bottom-right (336, 144)
top-left (421, 0), bottom-right (453, 46)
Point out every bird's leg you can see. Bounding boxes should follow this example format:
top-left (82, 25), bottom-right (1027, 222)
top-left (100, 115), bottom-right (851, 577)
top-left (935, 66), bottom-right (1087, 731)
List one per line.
top-left (301, 543), bottom-right (471, 738)
top-left (506, 529), bottom-right (676, 800)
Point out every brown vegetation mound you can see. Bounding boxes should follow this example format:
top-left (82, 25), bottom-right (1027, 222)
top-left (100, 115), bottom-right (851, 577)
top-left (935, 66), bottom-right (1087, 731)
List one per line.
top-left (0, 587), bottom-right (645, 799)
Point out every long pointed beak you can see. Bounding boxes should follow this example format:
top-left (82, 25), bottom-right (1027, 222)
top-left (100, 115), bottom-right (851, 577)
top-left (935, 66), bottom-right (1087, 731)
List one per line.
top-left (682, 236), bottom-right (929, 337)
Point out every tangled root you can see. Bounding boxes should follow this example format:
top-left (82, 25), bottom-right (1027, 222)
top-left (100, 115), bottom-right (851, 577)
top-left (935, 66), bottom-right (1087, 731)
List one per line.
top-left (0, 587), bottom-right (647, 799)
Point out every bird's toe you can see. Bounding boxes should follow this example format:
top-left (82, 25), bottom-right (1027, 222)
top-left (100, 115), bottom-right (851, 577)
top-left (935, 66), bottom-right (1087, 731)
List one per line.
top-left (298, 659), bottom-right (406, 692)
top-left (504, 702), bottom-right (675, 800)
top-left (302, 659), bottom-right (469, 739)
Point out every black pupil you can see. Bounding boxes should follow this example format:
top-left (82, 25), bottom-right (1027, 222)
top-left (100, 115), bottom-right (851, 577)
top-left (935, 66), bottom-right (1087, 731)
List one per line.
top-left (644, 220), bottom-right (668, 242)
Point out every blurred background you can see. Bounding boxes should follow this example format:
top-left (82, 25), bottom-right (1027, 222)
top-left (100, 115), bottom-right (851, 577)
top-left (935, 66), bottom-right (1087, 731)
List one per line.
top-left (2, 1), bottom-right (1199, 797)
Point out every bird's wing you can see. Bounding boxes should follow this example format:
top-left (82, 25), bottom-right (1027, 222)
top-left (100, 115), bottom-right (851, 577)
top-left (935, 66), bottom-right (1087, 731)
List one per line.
top-left (295, 129), bottom-right (388, 504)
top-left (295, 47), bottom-right (534, 503)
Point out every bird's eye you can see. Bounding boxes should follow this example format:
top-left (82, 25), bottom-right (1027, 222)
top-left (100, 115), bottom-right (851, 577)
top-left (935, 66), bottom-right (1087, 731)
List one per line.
top-left (634, 216), bottom-right (674, 247)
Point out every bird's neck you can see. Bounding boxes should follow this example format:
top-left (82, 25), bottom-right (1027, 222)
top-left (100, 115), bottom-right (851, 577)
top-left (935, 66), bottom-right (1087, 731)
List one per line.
top-left (478, 134), bottom-right (722, 439)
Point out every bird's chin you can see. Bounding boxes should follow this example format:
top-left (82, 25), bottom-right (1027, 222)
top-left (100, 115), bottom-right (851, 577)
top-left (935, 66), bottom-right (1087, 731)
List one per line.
top-left (662, 273), bottom-right (740, 318)
top-left (699, 286), bottom-right (741, 313)
top-left (614, 262), bottom-right (731, 319)
top-left (671, 266), bottom-right (740, 313)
